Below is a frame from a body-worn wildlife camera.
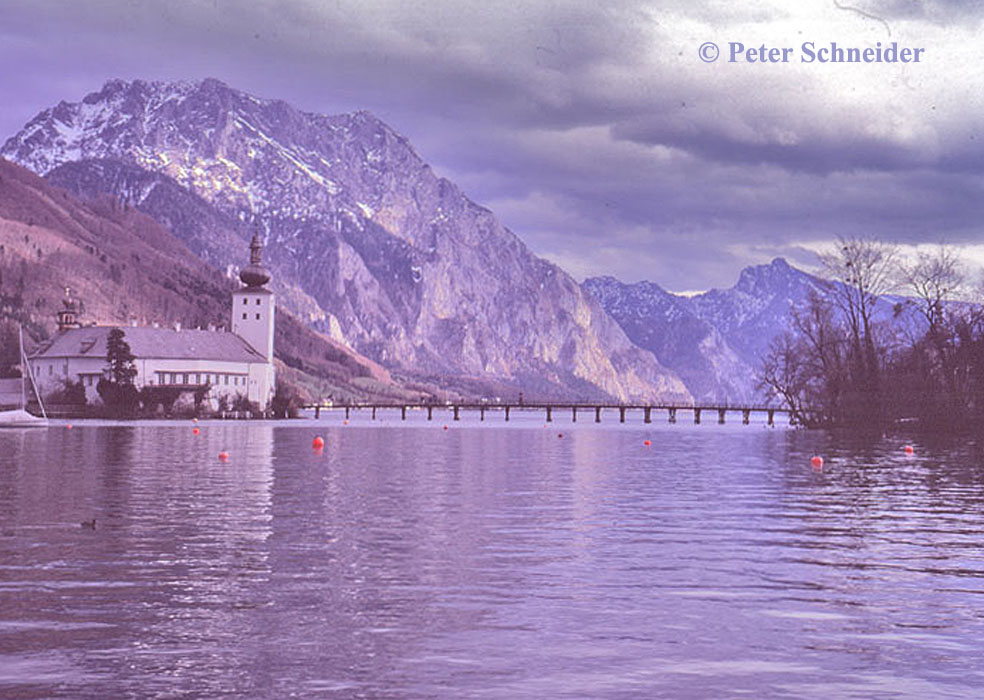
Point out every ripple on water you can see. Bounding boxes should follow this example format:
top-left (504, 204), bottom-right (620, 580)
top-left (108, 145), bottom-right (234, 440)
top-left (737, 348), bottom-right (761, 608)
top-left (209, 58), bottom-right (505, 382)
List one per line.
top-left (2, 422), bottom-right (984, 698)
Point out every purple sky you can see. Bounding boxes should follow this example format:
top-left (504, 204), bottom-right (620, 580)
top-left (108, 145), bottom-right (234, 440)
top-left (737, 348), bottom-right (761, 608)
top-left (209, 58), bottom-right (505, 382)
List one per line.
top-left (1, 0), bottom-right (982, 291)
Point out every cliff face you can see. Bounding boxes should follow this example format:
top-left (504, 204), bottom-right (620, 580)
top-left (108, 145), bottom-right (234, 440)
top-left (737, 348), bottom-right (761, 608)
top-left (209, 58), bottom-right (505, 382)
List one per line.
top-left (583, 276), bottom-right (753, 402)
top-left (4, 78), bottom-right (690, 402)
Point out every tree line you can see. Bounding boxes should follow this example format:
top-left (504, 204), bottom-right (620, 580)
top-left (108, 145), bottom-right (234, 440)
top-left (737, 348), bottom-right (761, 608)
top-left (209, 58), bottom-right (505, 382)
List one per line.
top-left (759, 238), bottom-right (984, 431)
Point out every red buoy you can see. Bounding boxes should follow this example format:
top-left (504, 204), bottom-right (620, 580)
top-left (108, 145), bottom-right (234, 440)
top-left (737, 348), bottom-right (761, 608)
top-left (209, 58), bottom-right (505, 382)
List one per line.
top-left (312, 436), bottom-right (325, 449)
top-left (192, 427), bottom-right (200, 435)
top-left (218, 452), bottom-right (230, 462)
top-left (443, 425), bottom-right (448, 431)
top-left (66, 423), bottom-right (72, 429)
top-left (810, 455), bottom-right (824, 469)
top-left (557, 433), bottom-right (564, 438)
top-left (904, 445), bottom-right (914, 455)
top-left (644, 440), bottom-right (651, 447)
top-left (343, 419), bottom-right (349, 425)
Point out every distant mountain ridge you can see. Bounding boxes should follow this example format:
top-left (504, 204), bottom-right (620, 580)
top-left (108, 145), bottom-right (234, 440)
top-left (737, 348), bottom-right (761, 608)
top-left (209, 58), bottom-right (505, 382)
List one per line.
top-left (585, 257), bottom-right (923, 403)
top-left (584, 259), bottom-right (833, 402)
top-left (4, 77), bottom-right (690, 402)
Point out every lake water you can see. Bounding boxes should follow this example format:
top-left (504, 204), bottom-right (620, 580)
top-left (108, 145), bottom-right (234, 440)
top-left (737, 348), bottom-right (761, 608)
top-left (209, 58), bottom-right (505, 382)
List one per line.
top-left (2, 413), bottom-right (984, 699)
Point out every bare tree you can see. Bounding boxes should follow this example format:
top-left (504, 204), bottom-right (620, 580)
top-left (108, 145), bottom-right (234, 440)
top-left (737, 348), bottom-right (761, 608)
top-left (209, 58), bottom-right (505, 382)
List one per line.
top-left (817, 237), bottom-right (897, 417)
top-left (902, 244), bottom-right (965, 337)
top-left (759, 292), bottom-right (847, 427)
top-left (759, 332), bottom-right (813, 426)
top-left (819, 236), bottom-right (897, 350)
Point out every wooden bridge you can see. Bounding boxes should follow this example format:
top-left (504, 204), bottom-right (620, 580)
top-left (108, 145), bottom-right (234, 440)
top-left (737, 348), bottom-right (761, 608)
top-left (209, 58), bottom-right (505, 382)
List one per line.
top-left (303, 402), bottom-right (789, 426)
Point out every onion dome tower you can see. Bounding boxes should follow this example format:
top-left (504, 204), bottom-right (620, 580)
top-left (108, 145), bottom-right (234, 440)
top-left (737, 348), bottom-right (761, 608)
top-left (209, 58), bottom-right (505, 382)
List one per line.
top-left (231, 232), bottom-right (276, 407)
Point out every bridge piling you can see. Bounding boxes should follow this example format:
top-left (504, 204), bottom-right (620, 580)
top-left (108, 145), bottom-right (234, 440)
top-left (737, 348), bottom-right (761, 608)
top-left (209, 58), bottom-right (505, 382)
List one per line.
top-left (345, 406), bottom-right (350, 420)
top-left (595, 407), bottom-right (601, 423)
top-left (644, 406), bottom-right (652, 424)
top-left (619, 407), bottom-right (626, 423)
top-left (546, 406), bottom-right (552, 422)
top-left (453, 406), bottom-right (460, 421)
top-left (572, 406), bottom-right (577, 422)
top-left (718, 408), bottom-right (726, 424)
top-left (694, 408), bottom-right (701, 424)
top-left (480, 406), bottom-right (485, 421)
top-left (401, 406), bottom-right (407, 421)
top-left (668, 408), bottom-right (676, 423)
top-left (742, 409), bottom-right (750, 425)
top-left (427, 406), bottom-right (433, 421)
top-left (505, 406), bottom-right (510, 422)
top-left (767, 409), bottom-right (775, 426)
top-left (372, 406), bottom-right (376, 420)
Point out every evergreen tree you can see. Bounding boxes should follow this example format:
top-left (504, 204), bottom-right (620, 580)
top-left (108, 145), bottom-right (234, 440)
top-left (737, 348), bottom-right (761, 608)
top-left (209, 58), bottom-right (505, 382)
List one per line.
top-left (106, 328), bottom-right (137, 385)
top-left (99, 328), bottom-right (139, 417)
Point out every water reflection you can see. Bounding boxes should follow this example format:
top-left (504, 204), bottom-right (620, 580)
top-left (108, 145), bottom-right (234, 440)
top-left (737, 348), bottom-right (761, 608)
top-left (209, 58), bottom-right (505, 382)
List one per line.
top-left (1, 421), bottom-right (984, 698)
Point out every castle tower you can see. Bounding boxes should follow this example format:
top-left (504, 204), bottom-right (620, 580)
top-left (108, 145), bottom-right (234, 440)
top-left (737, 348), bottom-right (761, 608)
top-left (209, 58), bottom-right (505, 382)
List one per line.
top-left (232, 233), bottom-right (275, 406)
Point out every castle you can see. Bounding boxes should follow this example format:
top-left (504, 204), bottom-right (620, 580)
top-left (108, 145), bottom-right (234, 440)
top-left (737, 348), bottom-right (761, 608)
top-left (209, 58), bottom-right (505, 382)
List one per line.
top-left (29, 235), bottom-right (276, 409)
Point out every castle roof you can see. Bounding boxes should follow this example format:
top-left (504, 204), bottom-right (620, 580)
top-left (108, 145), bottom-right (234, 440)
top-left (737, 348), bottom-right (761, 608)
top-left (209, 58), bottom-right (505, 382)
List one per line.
top-left (31, 326), bottom-right (266, 363)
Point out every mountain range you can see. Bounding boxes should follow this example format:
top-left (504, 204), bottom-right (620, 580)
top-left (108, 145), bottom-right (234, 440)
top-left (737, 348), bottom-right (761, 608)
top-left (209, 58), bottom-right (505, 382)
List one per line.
top-left (3, 78), bottom-right (689, 403)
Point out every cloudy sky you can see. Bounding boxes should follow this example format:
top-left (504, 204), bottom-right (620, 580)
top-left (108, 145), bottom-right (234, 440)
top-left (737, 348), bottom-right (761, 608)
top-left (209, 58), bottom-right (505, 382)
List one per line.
top-left (1, 0), bottom-right (982, 291)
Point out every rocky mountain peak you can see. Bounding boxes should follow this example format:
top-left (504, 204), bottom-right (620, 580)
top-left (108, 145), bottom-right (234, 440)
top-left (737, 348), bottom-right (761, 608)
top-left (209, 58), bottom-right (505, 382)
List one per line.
top-left (733, 257), bottom-right (801, 296)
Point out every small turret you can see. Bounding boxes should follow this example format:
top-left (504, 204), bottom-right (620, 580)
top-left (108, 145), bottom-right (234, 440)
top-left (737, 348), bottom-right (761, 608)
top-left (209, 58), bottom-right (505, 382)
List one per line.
top-left (56, 290), bottom-right (82, 332)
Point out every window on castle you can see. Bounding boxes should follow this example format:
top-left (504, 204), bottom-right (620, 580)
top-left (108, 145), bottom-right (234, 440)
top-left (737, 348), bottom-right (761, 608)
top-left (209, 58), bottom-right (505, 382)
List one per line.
top-left (224, 375), bottom-right (229, 385)
top-left (182, 373), bottom-right (189, 384)
top-left (255, 313), bottom-right (260, 320)
top-left (242, 313), bottom-right (247, 320)
top-left (256, 299), bottom-right (261, 305)
top-left (243, 298), bottom-right (248, 305)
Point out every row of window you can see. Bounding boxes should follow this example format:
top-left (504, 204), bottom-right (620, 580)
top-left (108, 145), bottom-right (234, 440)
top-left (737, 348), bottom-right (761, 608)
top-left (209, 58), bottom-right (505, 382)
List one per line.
top-left (35, 365), bottom-right (250, 388)
top-left (242, 313), bottom-right (262, 320)
top-left (154, 372), bottom-right (248, 387)
top-left (242, 297), bottom-right (263, 305)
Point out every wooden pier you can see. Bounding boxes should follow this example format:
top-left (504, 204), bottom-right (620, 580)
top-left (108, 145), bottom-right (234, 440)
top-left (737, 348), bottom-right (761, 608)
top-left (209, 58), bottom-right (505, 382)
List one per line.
top-left (303, 402), bottom-right (788, 426)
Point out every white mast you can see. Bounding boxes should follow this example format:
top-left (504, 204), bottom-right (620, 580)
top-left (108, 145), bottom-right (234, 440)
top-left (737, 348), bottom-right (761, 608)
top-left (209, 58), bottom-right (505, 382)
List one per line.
top-left (19, 326), bottom-right (26, 410)
top-left (19, 326), bottom-right (46, 419)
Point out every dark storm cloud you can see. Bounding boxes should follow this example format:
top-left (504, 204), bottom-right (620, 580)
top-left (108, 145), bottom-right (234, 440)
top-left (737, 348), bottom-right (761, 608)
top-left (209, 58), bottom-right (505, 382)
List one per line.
top-left (0, 0), bottom-right (981, 289)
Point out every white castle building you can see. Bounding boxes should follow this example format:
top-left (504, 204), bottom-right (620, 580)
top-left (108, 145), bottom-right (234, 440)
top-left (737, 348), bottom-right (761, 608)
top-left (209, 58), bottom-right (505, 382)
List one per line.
top-left (30, 235), bottom-right (276, 409)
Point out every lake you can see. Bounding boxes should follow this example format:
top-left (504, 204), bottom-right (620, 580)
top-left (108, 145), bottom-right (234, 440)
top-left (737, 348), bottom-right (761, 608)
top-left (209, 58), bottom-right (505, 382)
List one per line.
top-left (2, 414), bottom-right (984, 698)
